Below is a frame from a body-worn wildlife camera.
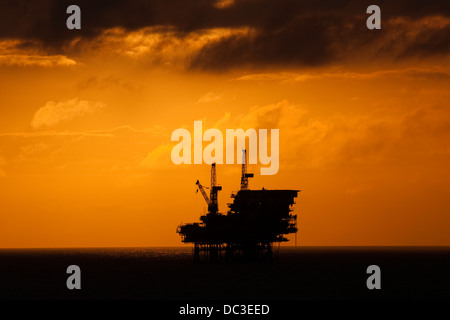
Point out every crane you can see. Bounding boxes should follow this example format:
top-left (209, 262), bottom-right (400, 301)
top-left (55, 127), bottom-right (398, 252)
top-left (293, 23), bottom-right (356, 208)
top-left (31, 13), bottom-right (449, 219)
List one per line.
top-left (196, 180), bottom-right (210, 206)
top-left (196, 163), bottom-right (222, 214)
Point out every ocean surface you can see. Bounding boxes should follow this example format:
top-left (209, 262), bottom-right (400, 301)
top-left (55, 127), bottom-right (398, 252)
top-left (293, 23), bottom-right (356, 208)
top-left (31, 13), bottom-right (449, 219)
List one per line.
top-left (0, 246), bottom-right (449, 300)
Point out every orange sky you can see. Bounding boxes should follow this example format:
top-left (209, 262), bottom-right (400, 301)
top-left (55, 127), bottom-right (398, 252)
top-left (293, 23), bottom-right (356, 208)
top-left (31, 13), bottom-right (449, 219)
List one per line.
top-left (1, 1), bottom-right (450, 247)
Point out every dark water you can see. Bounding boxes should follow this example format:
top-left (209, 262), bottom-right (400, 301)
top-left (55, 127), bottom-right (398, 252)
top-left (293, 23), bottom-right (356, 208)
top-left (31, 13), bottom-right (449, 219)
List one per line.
top-left (0, 246), bottom-right (449, 300)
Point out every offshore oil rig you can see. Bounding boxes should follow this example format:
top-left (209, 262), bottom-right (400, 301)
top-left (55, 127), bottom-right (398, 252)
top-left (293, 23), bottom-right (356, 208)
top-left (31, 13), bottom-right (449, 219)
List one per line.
top-left (177, 150), bottom-right (299, 262)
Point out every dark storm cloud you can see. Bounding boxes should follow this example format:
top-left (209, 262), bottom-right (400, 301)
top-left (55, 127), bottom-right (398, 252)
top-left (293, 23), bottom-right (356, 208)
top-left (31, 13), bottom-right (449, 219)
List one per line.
top-left (1, 0), bottom-right (450, 70)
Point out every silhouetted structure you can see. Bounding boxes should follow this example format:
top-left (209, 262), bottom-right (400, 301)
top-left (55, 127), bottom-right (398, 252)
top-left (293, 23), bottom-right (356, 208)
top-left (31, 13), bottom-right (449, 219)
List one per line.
top-left (177, 150), bottom-right (299, 262)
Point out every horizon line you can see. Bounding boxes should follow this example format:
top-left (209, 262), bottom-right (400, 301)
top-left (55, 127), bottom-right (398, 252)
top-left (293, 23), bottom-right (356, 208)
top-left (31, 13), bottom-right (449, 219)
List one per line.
top-left (1, 245), bottom-right (450, 250)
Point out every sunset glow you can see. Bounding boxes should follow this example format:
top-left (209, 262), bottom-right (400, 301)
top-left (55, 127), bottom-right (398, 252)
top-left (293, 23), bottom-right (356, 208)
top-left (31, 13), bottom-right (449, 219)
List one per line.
top-left (1, 0), bottom-right (450, 247)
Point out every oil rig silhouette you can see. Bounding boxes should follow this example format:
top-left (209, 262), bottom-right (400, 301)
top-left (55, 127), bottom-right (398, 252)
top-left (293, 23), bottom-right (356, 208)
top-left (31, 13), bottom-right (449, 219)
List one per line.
top-left (177, 150), bottom-right (299, 262)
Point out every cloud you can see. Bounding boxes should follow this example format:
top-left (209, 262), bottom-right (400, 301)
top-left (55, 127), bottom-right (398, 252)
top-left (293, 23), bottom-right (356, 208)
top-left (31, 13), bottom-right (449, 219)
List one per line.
top-left (139, 144), bottom-right (173, 169)
top-left (183, 99), bottom-right (450, 171)
top-left (285, 104), bottom-right (450, 169)
top-left (233, 67), bottom-right (450, 83)
top-left (188, 99), bottom-right (306, 133)
top-left (0, 125), bottom-right (167, 139)
top-left (197, 91), bottom-right (224, 104)
top-left (66, 26), bottom-right (253, 69)
top-left (236, 99), bottom-right (305, 130)
top-left (76, 75), bottom-right (137, 91)
top-left (31, 98), bottom-right (106, 129)
top-left (0, 40), bottom-right (78, 67)
top-left (1, 1), bottom-right (450, 70)
top-left (214, 0), bottom-right (235, 9)
top-left (0, 54), bottom-right (77, 67)
top-left (0, 125), bottom-right (170, 182)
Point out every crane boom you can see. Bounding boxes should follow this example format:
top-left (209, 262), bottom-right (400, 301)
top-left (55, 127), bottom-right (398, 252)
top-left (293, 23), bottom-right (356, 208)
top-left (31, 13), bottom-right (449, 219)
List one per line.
top-left (196, 180), bottom-right (210, 205)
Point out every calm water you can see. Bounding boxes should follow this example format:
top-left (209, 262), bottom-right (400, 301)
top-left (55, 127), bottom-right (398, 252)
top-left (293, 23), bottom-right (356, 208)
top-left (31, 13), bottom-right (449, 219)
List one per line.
top-left (0, 246), bottom-right (449, 299)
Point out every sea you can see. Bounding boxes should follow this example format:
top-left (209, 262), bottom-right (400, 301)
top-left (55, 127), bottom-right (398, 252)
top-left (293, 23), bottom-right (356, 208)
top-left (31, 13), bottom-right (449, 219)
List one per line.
top-left (0, 246), bottom-right (449, 300)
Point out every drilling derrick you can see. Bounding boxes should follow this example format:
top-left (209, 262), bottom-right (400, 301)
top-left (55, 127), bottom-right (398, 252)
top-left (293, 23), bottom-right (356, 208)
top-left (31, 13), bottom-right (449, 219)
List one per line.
top-left (240, 149), bottom-right (254, 191)
top-left (209, 163), bottom-right (222, 214)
